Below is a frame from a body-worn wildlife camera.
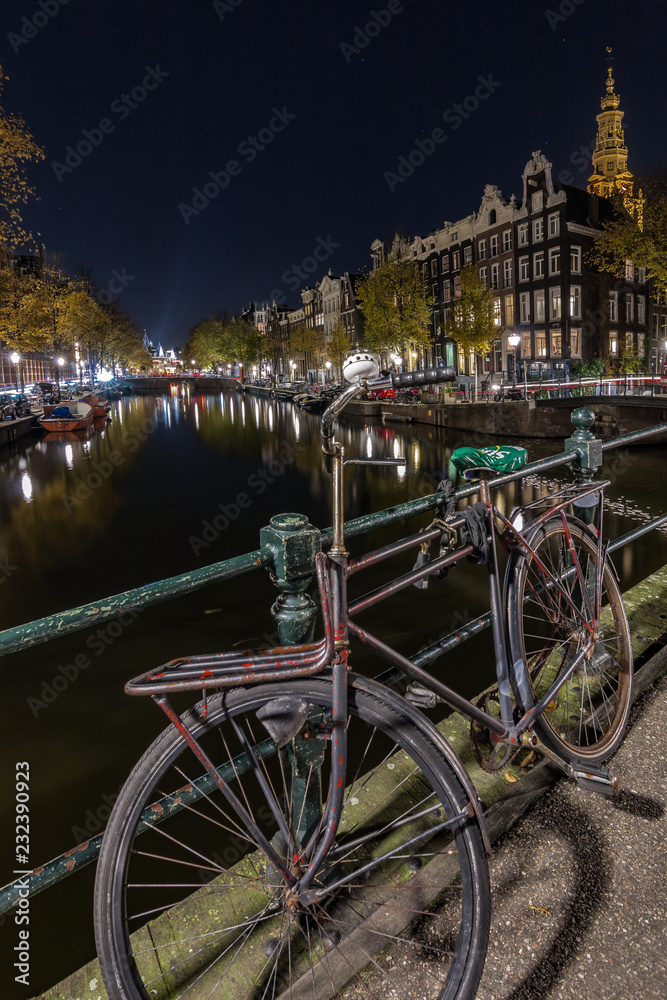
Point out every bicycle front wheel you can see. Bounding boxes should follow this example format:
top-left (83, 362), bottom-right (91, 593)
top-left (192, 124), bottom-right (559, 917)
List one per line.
top-left (506, 516), bottom-right (633, 764)
top-left (94, 675), bottom-right (489, 1000)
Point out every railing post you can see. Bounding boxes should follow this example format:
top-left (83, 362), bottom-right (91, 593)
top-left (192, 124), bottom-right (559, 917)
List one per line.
top-left (260, 513), bottom-right (322, 646)
top-left (564, 407), bottom-right (603, 524)
top-left (259, 513), bottom-right (326, 847)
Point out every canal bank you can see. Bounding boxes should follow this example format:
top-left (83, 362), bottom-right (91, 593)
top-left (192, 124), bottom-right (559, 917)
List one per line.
top-left (30, 560), bottom-right (667, 1000)
top-left (346, 396), bottom-right (667, 440)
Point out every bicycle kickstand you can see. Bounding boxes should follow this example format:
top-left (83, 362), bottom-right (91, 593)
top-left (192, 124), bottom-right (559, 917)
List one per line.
top-left (519, 730), bottom-right (619, 797)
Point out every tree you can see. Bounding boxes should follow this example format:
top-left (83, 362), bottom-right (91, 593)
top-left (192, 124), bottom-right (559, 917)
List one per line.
top-left (0, 65), bottom-right (44, 249)
top-left (355, 253), bottom-right (433, 358)
top-left (591, 173), bottom-right (667, 292)
top-left (18, 253), bottom-right (79, 378)
top-left (289, 324), bottom-right (325, 374)
top-left (222, 318), bottom-right (263, 370)
top-left (184, 317), bottom-right (226, 369)
top-left (442, 265), bottom-right (496, 370)
top-left (326, 320), bottom-right (351, 376)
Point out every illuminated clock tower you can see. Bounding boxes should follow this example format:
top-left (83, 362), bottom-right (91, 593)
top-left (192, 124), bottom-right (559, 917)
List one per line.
top-left (587, 49), bottom-right (643, 224)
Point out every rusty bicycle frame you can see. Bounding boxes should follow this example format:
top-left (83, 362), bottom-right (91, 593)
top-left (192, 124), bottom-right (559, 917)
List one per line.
top-left (122, 366), bottom-right (623, 903)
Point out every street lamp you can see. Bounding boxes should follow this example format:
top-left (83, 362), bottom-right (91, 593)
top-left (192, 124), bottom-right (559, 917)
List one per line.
top-left (507, 333), bottom-right (521, 392)
top-left (411, 351), bottom-right (417, 371)
top-left (10, 352), bottom-right (20, 391)
top-left (325, 360), bottom-right (331, 382)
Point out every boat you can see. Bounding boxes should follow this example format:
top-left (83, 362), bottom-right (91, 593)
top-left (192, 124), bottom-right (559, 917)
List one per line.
top-left (81, 394), bottom-right (112, 418)
top-left (39, 400), bottom-right (94, 433)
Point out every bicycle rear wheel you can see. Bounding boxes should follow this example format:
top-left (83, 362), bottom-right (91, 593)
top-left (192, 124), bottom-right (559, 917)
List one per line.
top-left (94, 676), bottom-right (489, 1000)
top-left (506, 516), bottom-right (633, 764)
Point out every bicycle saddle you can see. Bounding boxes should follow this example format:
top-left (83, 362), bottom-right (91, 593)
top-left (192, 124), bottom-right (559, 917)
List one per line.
top-left (448, 445), bottom-right (527, 481)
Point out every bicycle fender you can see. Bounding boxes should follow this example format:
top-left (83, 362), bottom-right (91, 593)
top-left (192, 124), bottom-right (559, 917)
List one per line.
top-left (348, 672), bottom-right (491, 855)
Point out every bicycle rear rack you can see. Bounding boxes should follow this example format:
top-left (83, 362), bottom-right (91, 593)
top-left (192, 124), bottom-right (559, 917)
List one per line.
top-left (124, 552), bottom-right (335, 696)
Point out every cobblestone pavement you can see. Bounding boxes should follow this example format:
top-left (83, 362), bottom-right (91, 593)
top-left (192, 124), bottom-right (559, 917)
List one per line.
top-left (342, 672), bottom-right (667, 1000)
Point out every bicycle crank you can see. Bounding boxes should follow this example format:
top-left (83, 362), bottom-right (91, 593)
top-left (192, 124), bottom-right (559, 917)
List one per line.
top-left (470, 690), bottom-right (520, 773)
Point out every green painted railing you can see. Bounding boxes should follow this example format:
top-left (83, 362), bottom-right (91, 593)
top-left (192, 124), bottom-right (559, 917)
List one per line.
top-left (1, 407), bottom-right (666, 916)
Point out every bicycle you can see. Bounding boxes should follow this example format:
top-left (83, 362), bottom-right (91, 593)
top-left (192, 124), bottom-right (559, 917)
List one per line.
top-left (94, 360), bottom-right (633, 1000)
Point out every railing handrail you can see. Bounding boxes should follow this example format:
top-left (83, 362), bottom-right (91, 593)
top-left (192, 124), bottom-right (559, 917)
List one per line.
top-left (1, 415), bottom-right (666, 661)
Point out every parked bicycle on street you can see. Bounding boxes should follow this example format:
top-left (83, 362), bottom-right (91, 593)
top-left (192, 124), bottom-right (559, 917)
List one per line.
top-left (94, 356), bottom-right (633, 1000)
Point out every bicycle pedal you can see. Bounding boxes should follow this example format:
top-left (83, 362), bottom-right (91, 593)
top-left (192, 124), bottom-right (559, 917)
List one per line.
top-left (570, 760), bottom-right (619, 797)
top-left (405, 682), bottom-right (440, 709)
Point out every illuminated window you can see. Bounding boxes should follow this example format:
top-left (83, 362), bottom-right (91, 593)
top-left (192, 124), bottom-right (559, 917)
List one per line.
top-left (494, 298), bottom-right (502, 326)
top-left (550, 287), bottom-right (561, 320)
top-left (504, 293), bottom-right (514, 326)
top-left (570, 285), bottom-right (581, 319)
top-left (571, 328), bottom-right (581, 358)
top-left (550, 330), bottom-right (562, 356)
top-left (520, 292), bottom-right (530, 323)
top-left (521, 332), bottom-right (532, 358)
top-left (534, 289), bottom-right (545, 322)
top-left (535, 331), bottom-right (547, 357)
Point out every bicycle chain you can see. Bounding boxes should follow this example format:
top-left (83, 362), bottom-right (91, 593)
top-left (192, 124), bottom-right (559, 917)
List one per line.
top-left (469, 690), bottom-right (521, 773)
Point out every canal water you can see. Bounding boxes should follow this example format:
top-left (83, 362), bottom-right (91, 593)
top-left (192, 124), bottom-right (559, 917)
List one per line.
top-left (1, 386), bottom-right (666, 997)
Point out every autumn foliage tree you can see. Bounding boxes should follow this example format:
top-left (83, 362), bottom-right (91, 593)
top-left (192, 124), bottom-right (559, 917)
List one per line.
top-left (355, 252), bottom-right (433, 360)
top-left (443, 265), bottom-right (496, 371)
top-left (0, 65), bottom-right (44, 250)
top-left (592, 174), bottom-right (667, 292)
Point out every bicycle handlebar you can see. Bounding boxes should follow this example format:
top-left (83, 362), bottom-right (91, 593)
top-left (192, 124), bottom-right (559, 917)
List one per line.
top-left (321, 366), bottom-right (456, 460)
top-left (390, 367), bottom-right (456, 388)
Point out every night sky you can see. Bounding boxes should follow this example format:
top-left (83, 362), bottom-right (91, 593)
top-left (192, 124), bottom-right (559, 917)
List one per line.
top-left (1, 0), bottom-right (666, 349)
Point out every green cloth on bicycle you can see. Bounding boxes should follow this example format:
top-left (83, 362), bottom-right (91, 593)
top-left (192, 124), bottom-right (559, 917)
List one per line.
top-left (448, 445), bottom-right (527, 481)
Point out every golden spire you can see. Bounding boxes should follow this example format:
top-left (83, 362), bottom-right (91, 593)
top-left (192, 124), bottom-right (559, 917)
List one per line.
top-left (587, 49), bottom-right (643, 225)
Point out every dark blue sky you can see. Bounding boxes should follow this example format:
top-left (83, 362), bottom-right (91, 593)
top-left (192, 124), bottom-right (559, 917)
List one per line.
top-left (2, 0), bottom-right (666, 348)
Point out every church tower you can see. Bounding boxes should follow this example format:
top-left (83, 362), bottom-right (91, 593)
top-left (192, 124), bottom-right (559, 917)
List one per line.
top-left (587, 49), bottom-right (643, 224)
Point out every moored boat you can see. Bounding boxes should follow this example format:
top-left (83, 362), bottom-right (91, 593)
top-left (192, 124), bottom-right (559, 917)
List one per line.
top-left (39, 400), bottom-right (94, 433)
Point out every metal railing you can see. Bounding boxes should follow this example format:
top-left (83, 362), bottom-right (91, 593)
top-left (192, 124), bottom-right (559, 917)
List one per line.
top-left (1, 406), bottom-right (666, 916)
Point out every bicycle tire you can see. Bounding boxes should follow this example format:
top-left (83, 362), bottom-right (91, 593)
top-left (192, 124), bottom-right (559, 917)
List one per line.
top-left (94, 675), bottom-right (489, 1000)
top-left (506, 516), bottom-right (633, 764)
